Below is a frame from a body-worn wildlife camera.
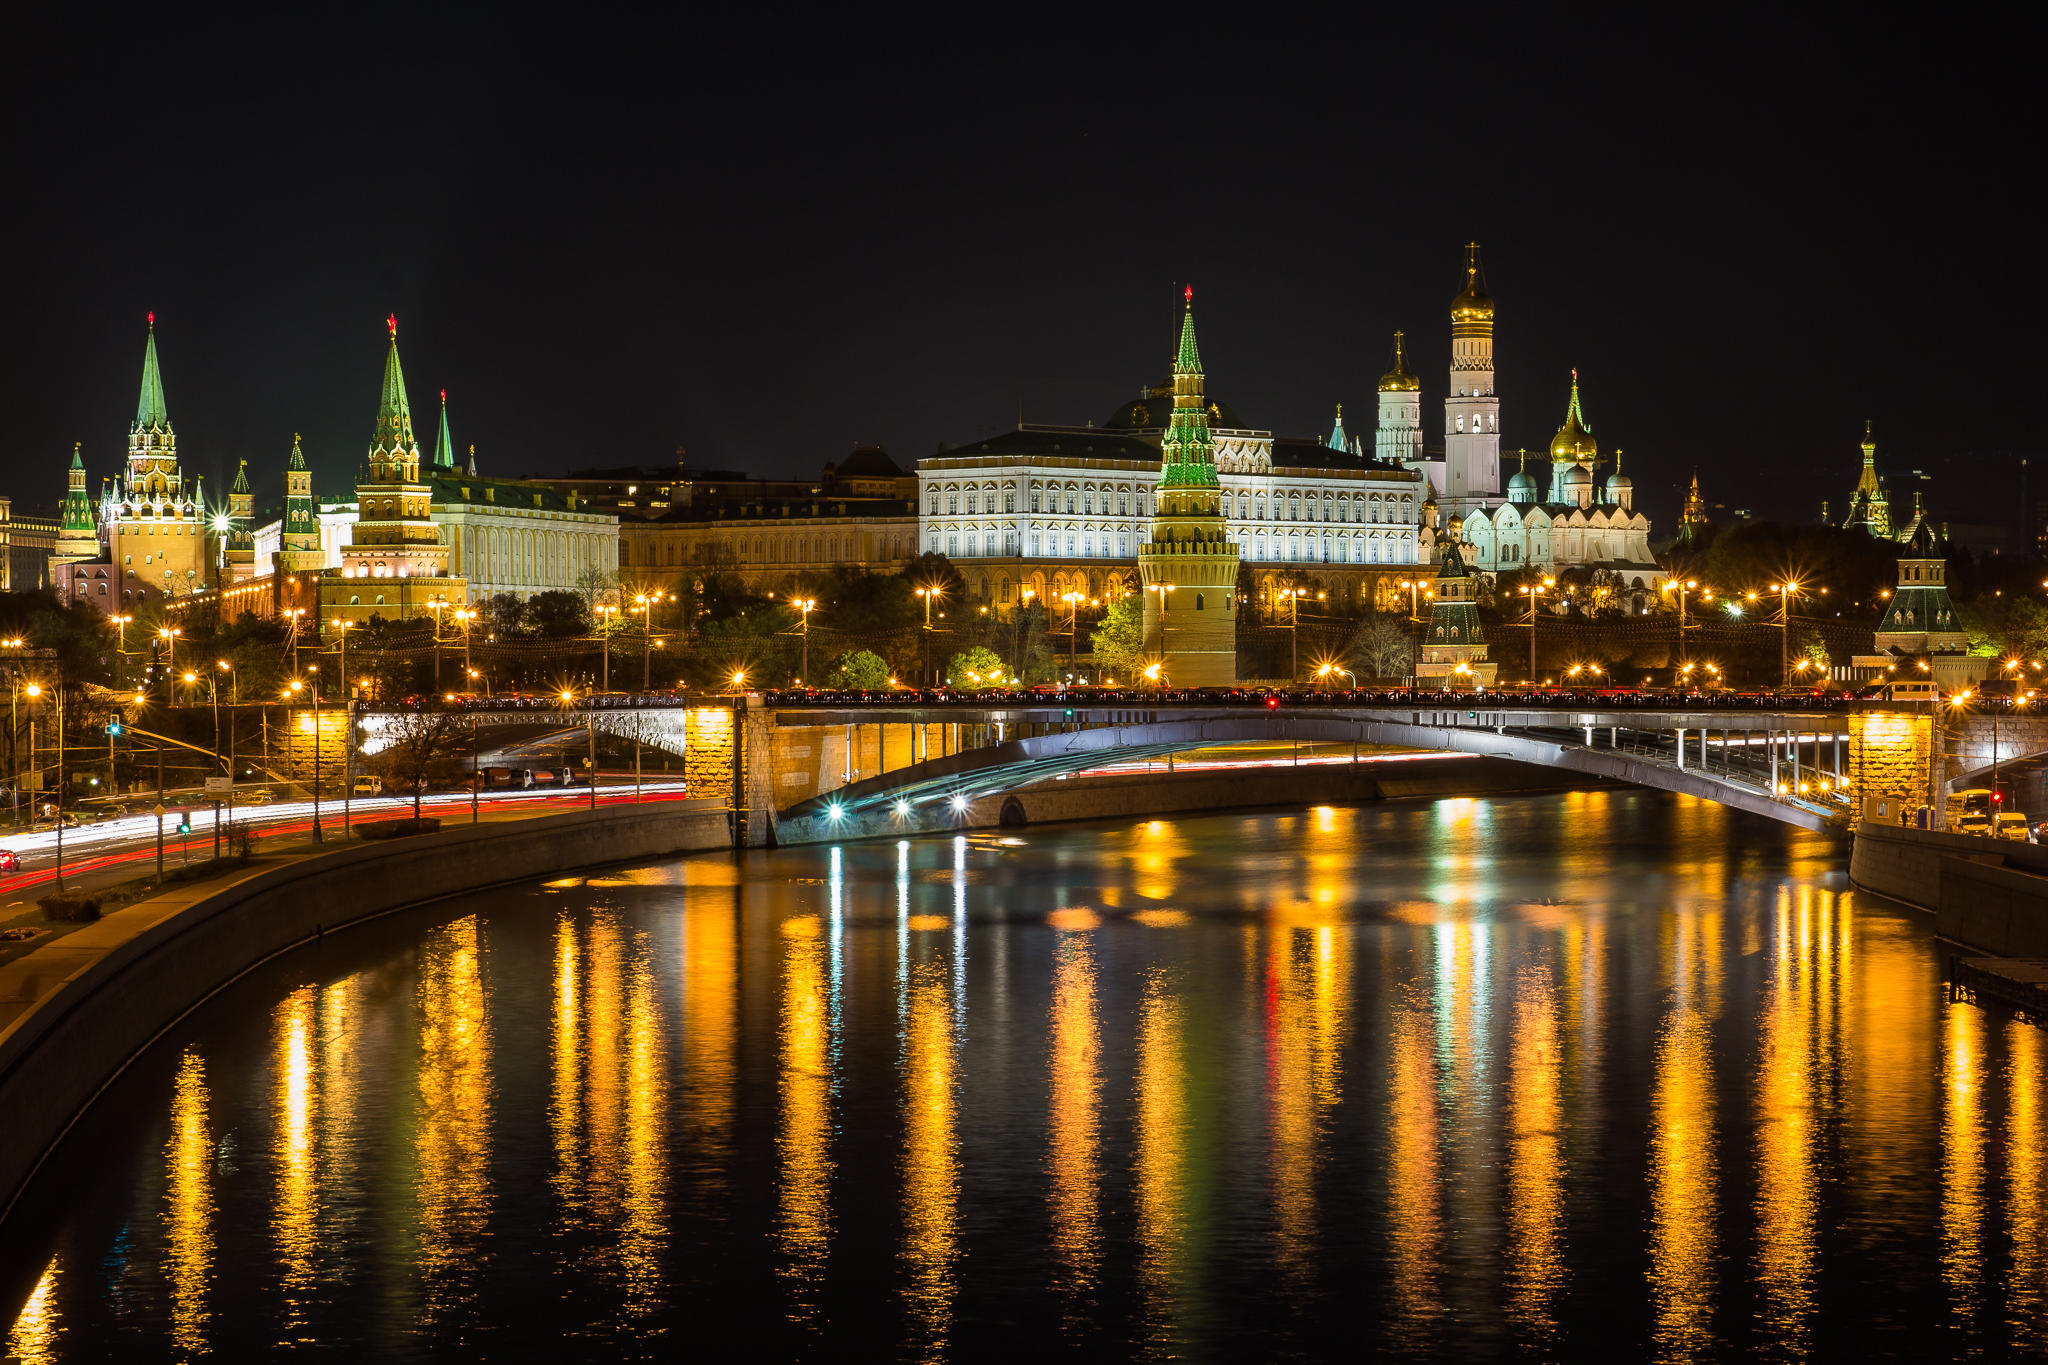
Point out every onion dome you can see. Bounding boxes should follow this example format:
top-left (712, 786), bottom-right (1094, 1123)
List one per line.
top-left (1561, 464), bottom-right (1593, 500)
top-left (1449, 244), bottom-right (1494, 323)
top-left (1506, 449), bottom-right (1537, 502)
top-left (1604, 449), bottom-right (1632, 503)
top-left (1378, 330), bottom-right (1420, 392)
top-left (1550, 369), bottom-right (1597, 463)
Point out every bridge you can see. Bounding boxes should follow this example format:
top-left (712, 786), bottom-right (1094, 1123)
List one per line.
top-left (356, 694), bottom-right (2048, 845)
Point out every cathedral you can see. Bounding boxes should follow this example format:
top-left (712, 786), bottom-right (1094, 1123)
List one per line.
top-left (1391, 246), bottom-right (1665, 607)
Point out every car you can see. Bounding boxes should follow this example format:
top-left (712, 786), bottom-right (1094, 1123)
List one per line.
top-left (0, 849), bottom-right (18, 873)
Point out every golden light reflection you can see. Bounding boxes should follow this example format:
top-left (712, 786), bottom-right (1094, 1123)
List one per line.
top-left (1942, 1002), bottom-right (1987, 1323)
top-left (273, 985), bottom-right (319, 1320)
top-left (1046, 907), bottom-right (1100, 931)
top-left (1268, 927), bottom-right (1349, 1288)
top-left (1385, 1000), bottom-right (1442, 1349)
top-left (619, 947), bottom-right (668, 1315)
top-left (163, 1047), bottom-right (214, 1358)
top-left (1753, 885), bottom-right (1836, 1351)
top-left (2007, 1020), bottom-right (2046, 1353)
top-left (1648, 1005), bottom-right (1716, 1362)
top-left (1131, 818), bottom-right (1188, 901)
top-left (1134, 972), bottom-right (1192, 1352)
top-left (1505, 963), bottom-right (1564, 1341)
top-left (778, 910), bottom-right (833, 1321)
top-left (415, 914), bottom-right (492, 1323)
top-left (1047, 935), bottom-right (1101, 1316)
top-left (902, 956), bottom-right (957, 1359)
top-left (1130, 909), bottom-right (1189, 929)
top-left (682, 899), bottom-right (738, 1195)
top-left (6, 1257), bottom-right (61, 1365)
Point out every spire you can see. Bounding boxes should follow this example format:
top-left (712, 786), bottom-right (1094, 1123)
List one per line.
top-left (231, 458), bottom-right (250, 494)
top-left (1175, 285), bottom-right (1203, 374)
top-left (1158, 288), bottom-right (1219, 490)
top-left (60, 443), bottom-right (95, 534)
top-left (69, 443), bottom-right (83, 471)
top-left (433, 388), bottom-right (455, 469)
top-left (1327, 403), bottom-right (1347, 452)
top-left (288, 432), bottom-right (306, 470)
top-left (1378, 330), bottom-right (1420, 392)
top-left (134, 313), bottom-right (169, 430)
top-left (1565, 368), bottom-right (1589, 430)
top-left (467, 443), bottom-right (478, 476)
top-left (379, 315), bottom-right (412, 431)
top-left (369, 316), bottom-right (421, 480)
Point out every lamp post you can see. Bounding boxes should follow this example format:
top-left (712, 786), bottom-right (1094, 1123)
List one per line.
top-left (455, 607), bottom-right (474, 685)
top-left (1767, 579), bottom-right (1804, 681)
top-left (637, 592), bottom-right (666, 691)
top-left (157, 626), bottom-right (181, 704)
top-left (1662, 578), bottom-right (1699, 661)
top-left (594, 602), bottom-right (618, 690)
top-left (1517, 578), bottom-right (1553, 683)
top-left (1062, 592), bottom-right (1086, 676)
top-left (793, 597), bottom-right (816, 685)
top-left (111, 615), bottom-right (132, 686)
top-left (1146, 582), bottom-right (1175, 682)
top-left (427, 597), bottom-right (448, 688)
top-left (1013, 586), bottom-right (1036, 680)
top-left (916, 585), bottom-right (944, 686)
top-left (1278, 586), bottom-right (1312, 680)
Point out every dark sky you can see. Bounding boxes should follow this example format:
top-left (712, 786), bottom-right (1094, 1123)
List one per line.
top-left (4, 13), bottom-right (2037, 535)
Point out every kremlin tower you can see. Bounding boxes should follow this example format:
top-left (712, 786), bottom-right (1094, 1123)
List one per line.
top-left (1441, 244), bottom-right (1501, 509)
top-left (52, 445), bottom-right (100, 566)
top-left (1137, 288), bottom-right (1240, 686)
top-left (107, 315), bottom-right (208, 605)
top-left (1375, 331), bottom-right (1422, 466)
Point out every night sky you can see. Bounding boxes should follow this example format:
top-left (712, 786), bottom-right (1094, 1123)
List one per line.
top-left (4, 14), bottom-right (2036, 535)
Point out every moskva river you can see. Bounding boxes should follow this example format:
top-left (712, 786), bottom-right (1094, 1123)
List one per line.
top-left (4, 791), bottom-right (2042, 1361)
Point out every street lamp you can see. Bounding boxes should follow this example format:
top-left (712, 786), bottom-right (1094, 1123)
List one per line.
top-left (1661, 578), bottom-right (1700, 658)
top-left (635, 591), bottom-right (667, 690)
top-left (1013, 585), bottom-right (1037, 680)
top-left (157, 626), bottom-right (182, 703)
top-left (1517, 579), bottom-right (1552, 683)
top-left (594, 601), bottom-right (618, 690)
top-left (793, 597), bottom-right (816, 685)
top-left (1767, 579), bottom-right (1804, 681)
top-left (915, 585), bottom-right (944, 685)
top-left (1278, 586), bottom-right (1313, 680)
top-left (729, 669), bottom-right (747, 696)
top-left (110, 614), bottom-right (132, 685)
top-left (1143, 583), bottom-right (1176, 682)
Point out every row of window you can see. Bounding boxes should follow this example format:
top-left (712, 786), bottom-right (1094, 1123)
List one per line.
top-left (926, 484), bottom-right (1419, 522)
top-left (929, 527), bottom-right (1418, 565)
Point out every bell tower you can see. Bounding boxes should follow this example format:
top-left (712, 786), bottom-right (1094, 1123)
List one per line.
top-left (1443, 244), bottom-right (1501, 509)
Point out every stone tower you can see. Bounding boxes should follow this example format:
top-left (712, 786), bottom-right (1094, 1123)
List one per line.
top-left (1873, 519), bottom-right (1965, 655)
top-left (1416, 529), bottom-right (1496, 687)
top-left (278, 433), bottom-right (325, 572)
top-left (1842, 420), bottom-right (1891, 538)
top-left (53, 444), bottom-right (101, 565)
top-left (1138, 288), bottom-right (1240, 686)
top-left (225, 460), bottom-right (256, 580)
top-left (107, 315), bottom-right (208, 604)
top-left (1443, 244), bottom-right (1501, 507)
top-left (1375, 331), bottom-right (1422, 466)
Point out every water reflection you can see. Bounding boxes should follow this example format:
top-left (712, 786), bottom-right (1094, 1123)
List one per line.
top-left (1504, 963), bottom-right (1564, 1342)
top-left (16, 798), bottom-right (2048, 1360)
top-left (900, 946), bottom-right (958, 1359)
top-left (414, 914), bottom-right (492, 1324)
top-left (1047, 933), bottom-right (1101, 1314)
top-left (778, 913), bottom-right (833, 1321)
top-left (163, 1047), bottom-right (213, 1357)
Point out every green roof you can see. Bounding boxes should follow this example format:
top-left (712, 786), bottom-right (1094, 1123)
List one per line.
top-left (1175, 297), bottom-right (1202, 374)
top-left (432, 390), bottom-right (454, 469)
top-left (135, 319), bottom-right (169, 430)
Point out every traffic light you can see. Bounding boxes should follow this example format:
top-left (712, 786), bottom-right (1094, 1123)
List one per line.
top-left (105, 720), bottom-right (123, 737)
top-left (1064, 708), bottom-right (1075, 719)
top-left (176, 812), bottom-right (191, 834)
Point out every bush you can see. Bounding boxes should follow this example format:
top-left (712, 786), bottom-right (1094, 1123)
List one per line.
top-left (40, 892), bottom-right (101, 923)
top-left (356, 817), bottom-right (442, 840)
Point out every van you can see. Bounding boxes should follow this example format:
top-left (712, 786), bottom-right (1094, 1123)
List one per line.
top-left (351, 776), bottom-right (383, 797)
top-left (1955, 811), bottom-right (1994, 837)
top-left (1996, 811), bottom-right (2034, 842)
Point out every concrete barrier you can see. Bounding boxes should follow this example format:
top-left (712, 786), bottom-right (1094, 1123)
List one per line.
top-left (0, 799), bottom-right (732, 1223)
top-left (1851, 822), bottom-right (2048, 954)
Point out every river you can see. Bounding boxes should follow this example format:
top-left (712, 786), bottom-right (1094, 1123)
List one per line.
top-left (3, 789), bottom-right (2041, 1361)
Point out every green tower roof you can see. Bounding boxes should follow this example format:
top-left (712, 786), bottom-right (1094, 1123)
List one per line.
top-left (68, 444), bottom-right (83, 470)
top-left (432, 389), bottom-right (454, 468)
top-left (135, 314), bottom-right (169, 430)
top-left (1158, 289), bottom-right (1220, 491)
top-left (1175, 287), bottom-right (1203, 375)
top-left (288, 432), bottom-right (307, 471)
top-left (380, 317), bottom-right (412, 427)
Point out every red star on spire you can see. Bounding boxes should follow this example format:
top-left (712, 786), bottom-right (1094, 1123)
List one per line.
top-left (147, 311), bottom-right (154, 327)
top-left (387, 313), bottom-right (398, 338)
top-left (1184, 284), bottom-right (1193, 304)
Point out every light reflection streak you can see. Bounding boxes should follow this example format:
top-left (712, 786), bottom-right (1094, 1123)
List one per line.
top-left (414, 914), bottom-right (492, 1324)
top-left (619, 945), bottom-right (668, 1315)
top-left (273, 985), bottom-right (319, 1321)
top-left (1134, 972), bottom-right (1192, 1353)
top-left (901, 954), bottom-right (958, 1360)
top-left (1753, 885), bottom-right (1832, 1352)
top-left (1942, 1002), bottom-right (1986, 1324)
top-left (2007, 1020), bottom-right (2045, 1352)
top-left (1504, 962), bottom-right (1563, 1341)
top-left (1267, 926), bottom-right (1349, 1289)
top-left (1047, 934), bottom-right (1101, 1315)
top-left (1385, 998), bottom-right (1442, 1349)
top-left (6, 1257), bottom-right (61, 1364)
top-left (1648, 1001), bottom-right (1716, 1362)
top-left (163, 1047), bottom-right (214, 1357)
top-left (778, 913), bottom-right (833, 1321)
top-left (682, 895), bottom-right (737, 1193)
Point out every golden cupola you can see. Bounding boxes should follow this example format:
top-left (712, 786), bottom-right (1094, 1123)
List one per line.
top-left (1378, 329), bottom-right (1421, 392)
top-left (1550, 369), bottom-right (1597, 463)
top-left (1449, 242), bottom-right (1494, 324)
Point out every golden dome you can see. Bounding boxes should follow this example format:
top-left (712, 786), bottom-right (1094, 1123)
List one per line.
top-left (1378, 329), bottom-right (1420, 392)
top-left (1449, 243), bottom-right (1493, 323)
top-left (1550, 369), bottom-right (1597, 463)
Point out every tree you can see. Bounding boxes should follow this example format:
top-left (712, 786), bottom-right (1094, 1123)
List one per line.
top-left (572, 566), bottom-right (620, 620)
top-left (829, 648), bottom-right (891, 689)
top-left (1348, 613), bottom-right (1416, 680)
top-left (528, 590), bottom-right (588, 638)
top-left (946, 645), bottom-right (1008, 686)
top-left (1089, 596), bottom-right (1145, 678)
top-left (902, 551), bottom-right (966, 604)
top-left (480, 592), bottom-right (527, 636)
top-left (368, 710), bottom-right (472, 820)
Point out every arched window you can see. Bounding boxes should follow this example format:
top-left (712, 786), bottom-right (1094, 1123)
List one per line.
top-left (1195, 593), bottom-right (1205, 610)
top-left (947, 491), bottom-right (958, 514)
top-left (966, 491), bottom-right (978, 514)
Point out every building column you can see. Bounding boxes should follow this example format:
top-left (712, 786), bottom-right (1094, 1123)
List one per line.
top-left (1676, 728), bottom-right (1686, 770)
top-left (1792, 733), bottom-right (1801, 794)
top-left (1769, 729), bottom-right (1779, 794)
